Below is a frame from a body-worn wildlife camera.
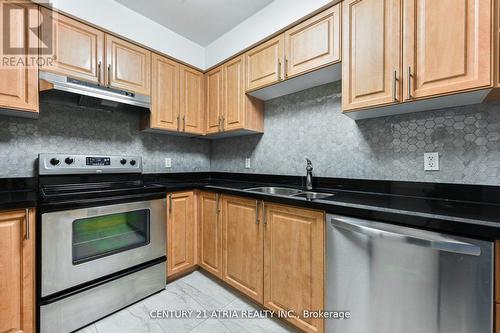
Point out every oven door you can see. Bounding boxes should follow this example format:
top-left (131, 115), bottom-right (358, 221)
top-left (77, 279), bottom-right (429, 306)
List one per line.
top-left (41, 199), bottom-right (166, 297)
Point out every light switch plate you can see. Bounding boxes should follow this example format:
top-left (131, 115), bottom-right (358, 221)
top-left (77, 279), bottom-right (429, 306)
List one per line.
top-left (245, 158), bottom-right (251, 169)
top-left (165, 158), bottom-right (172, 168)
top-left (424, 152), bottom-right (439, 171)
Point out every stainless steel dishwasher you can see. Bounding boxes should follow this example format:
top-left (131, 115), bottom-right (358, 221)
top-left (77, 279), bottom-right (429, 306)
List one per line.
top-left (326, 214), bottom-right (493, 333)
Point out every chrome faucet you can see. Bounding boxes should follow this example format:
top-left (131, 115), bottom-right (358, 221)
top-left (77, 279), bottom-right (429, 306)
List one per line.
top-left (305, 158), bottom-right (313, 190)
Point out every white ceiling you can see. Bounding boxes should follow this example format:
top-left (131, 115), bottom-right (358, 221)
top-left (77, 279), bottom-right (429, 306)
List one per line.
top-left (114, 0), bottom-right (274, 46)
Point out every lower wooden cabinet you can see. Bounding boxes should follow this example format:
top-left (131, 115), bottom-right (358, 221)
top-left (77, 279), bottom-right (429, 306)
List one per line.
top-left (263, 203), bottom-right (325, 333)
top-left (221, 195), bottom-right (263, 303)
top-left (198, 192), bottom-right (223, 278)
top-left (496, 303), bottom-right (500, 333)
top-left (0, 208), bottom-right (35, 333)
top-left (167, 192), bottom-right (197, 278)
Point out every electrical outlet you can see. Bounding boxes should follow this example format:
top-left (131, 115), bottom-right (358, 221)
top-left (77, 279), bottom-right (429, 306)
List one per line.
top-left (245, 158), bottom-right (251, 169)
top-left (424, 152), bottom-right (439, 171)
top-left (164, 158), bottom-right (172, 168)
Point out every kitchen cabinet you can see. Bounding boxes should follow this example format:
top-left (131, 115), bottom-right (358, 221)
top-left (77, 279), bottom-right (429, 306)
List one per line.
top-left (221, 195), bottom-right (263, 303)
top-left (403, 0), bottom-right (491, 100)
top-left (342, 0), bottom-right (401, 111)
top-left (284, 4), bottom-right (341, 79)
top-left (146, 53), bottom-right (180, 132)
top-left (245, 35), bottom-right (284, 91)
top-left (198, 192), bottom-right (223, 278)
top-left (263, 203), bottom-right (325, 333)
top-left (0, 0), bottom-right (38, 115)
top-left (167, 192), bottom-right (196, 278)
top-left (343, 0), bottom-right (492, 116)
top-left (179, 65), bottom-right (205, 135)
top-left (106, 34), bottom-right (151, 96)
top-left (206, 56), bottom-right (264, 136)
top-left (497, 303), bottom-right (500, 333)
top-left (0, 209), bottom-right (35, 333)
top-left (205, 66), bottom-right (224, 134)
top-left (39, 7), bottom-right (104, 84)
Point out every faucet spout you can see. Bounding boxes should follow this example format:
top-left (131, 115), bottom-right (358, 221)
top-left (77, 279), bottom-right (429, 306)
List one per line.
top-left (305, 158), bottom-right (313, 190)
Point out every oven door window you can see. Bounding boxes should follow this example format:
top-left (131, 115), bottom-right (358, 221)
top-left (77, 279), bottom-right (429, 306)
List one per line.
top-left (72, 209), bottom-right (150, 265)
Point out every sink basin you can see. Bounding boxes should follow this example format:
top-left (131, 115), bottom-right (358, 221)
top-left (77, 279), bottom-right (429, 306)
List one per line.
top-left (292, 192), bottom-right (334, 200)
top-left (244, 186), bottom-right (303, 196)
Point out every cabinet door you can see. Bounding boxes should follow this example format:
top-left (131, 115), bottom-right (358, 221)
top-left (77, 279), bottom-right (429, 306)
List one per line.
top-left (222, 196), bottom-right (263, 303)
top-left (40, 7), bottom-right (104, 84)
top-left (0, 1), bottom-right (38, 113)
top-left (223, 55), bottom-right (246, 131)
top-left (284, 4), bottom-right (341, 79)
top-left (105, 34), bottom-right (151, 95)
top-left (198, 192), bottom-right (222, 278)
top-left (205, 66), bottom-right (223, 134)
top-left (150, 53), bottom-right (180, 131)
top-left (180, 65), bottom-right (205, 135)
top-left (167, 192), bottom-right (196, 277)
top-left (0, 209), bottom-right (35, 333)
top-left (342, 0), bottom-right (401, 112)
top-left (245, 34), bottom-right (284, 91)
top-left (264, 204), bottom-right (324, 333)
top-left (403, 0), bottom-right (491, 100)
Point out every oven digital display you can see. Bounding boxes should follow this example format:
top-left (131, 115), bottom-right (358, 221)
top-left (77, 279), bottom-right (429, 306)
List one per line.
top-left (86, 157), bottom-right (111, 166)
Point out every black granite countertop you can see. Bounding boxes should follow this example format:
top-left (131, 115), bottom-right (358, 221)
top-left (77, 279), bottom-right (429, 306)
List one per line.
top-left (3, 172), bottom-right (500, 239)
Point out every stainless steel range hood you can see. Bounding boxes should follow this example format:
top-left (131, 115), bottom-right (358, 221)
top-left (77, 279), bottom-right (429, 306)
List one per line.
top-left (39, 71), bottom-right (151, 110)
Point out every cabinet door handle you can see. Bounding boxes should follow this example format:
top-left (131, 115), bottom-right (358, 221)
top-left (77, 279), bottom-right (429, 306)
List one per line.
top-left (255, 200), bottom-right (260, 225)
top-left (177, 115), bottom-right (180, 131)
top-left (407, 66), bottom-right (412, 100)
top-left (107, 64), bottom-right (111, 87)
top-left (284, 58), bottom-right (288, 78)
top-left (169, 194), bottom-right (172, 213)
top-left (393, 70), bottom-right (398, 102)
top-left (25, 208), bottom-right (30, 240)
top-left (216, 193), bottom-right (221, 215)
top-left (277, 59), bottom-right (282, 80)
top-left (97, 61), bottom-right (102, 85)
top-left (182, 116), bottom-right (186, 131)
top-left (218, 116), bottom-right (222, 132)
top-left (221, 115), bottom-right (225, 131)
top-left (262, 202), bottom-right (267, 225)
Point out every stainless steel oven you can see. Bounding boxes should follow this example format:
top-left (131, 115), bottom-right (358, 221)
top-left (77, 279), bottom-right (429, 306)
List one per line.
top-left (41, 199), bottom-right (165, 297)
top-left (38, 154), bottom-right (167, 333)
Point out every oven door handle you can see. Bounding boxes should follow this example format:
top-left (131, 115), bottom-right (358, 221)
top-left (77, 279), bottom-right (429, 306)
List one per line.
top-left (41, 191), bottom-right (166, 212)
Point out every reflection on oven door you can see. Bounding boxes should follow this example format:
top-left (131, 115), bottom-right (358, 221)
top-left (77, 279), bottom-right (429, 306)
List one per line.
top-left (41, 199), bottom-right (166, 297)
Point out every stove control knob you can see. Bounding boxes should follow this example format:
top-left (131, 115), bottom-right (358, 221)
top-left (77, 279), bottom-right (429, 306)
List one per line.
top-left (130, 160), bottom-right (137, 166)
top-left (50, 158), bottom-right (60, 166)
top-left (120, 159), bottom-right (127, 165)
top-left (65, 157), bottom-right (74, 165)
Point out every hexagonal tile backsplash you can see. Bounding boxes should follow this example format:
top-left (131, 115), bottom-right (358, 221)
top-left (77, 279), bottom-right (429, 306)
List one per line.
top-left (210, 81), bottom-right (500, 185)
top-left (2, 81), bottom-right (500, 185)
top-left (0, 102), bottom-right (211, 177)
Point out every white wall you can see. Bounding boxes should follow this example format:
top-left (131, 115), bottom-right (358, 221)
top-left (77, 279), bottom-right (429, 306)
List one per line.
top-left (37, 0), bottom-right (206, 69)
top-left (204, 0), bottom-right (335, 68)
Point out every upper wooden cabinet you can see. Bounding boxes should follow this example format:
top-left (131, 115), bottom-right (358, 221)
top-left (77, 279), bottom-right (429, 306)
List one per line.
top-left (0, 209), bottom-right (35, 333)
top-left (205, 66), bottom-right (224, 134)
top-left (148, 53), bottom-right (180, 132)
top-left (167, 192), bottom-right (196, 278)
top-left (0, 0), bottom-right (38, 115)
top-left (180, 65), bottom-right (205, 135)
top-left (403, 0), bottom-right (491, 100)
top-left (40, 8), bottom-right (104, 84)
top-left (106, 35), bottom-right (151, 96)
top-left (342, 0), bottom-right (401, 112)
top-left (285, 4), bottom-right (341, 79)
top-left (221, 195), bottom-right (263, 303)
top-left (264, 204), bottom-right (325, 333)
top-left (198, 192), bottom-right (223, 278)
top-left (245, 35), bottom-right (284, 91)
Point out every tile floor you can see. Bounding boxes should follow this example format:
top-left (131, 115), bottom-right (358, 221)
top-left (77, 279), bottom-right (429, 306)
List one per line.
top-left (76, 270), bottom-right (297, 333)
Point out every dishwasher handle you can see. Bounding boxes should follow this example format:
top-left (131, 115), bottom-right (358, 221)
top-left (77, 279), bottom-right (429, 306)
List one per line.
top-left (330, 216), bottom-right (481, 256)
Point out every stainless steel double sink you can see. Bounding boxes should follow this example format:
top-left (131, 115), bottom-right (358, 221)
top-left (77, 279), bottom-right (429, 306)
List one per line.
top-left (244, 186), bottom-right (334, 200)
